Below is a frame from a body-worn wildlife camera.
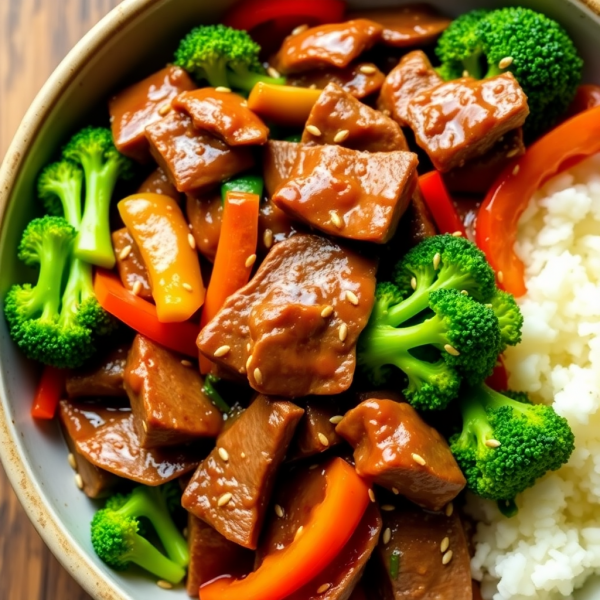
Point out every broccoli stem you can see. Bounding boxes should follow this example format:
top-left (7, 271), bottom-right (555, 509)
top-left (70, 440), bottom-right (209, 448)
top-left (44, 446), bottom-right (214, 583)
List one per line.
top-left (228, 67), bottom-right (286, 92)
top-left (203, 60), bottom-right (231, 89)
top-left (36, 243), bottom-right (68, 321)
top-left (124, 533), bottom-right (186, 584)
top-left (463, 52), bottom-right (485, 79)
top-left (51, 176), bottom-right (83, 227)
top-left (395, 351), bottom-right (451, 392)
top-left (59, 257), bottom-right (94, 328)
top-left (458, 385), bottom-right (496, 449)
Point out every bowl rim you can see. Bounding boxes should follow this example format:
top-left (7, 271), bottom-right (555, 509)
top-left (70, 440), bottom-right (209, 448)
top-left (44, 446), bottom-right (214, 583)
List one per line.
top-left (1, 0), bottom-right (600, 598)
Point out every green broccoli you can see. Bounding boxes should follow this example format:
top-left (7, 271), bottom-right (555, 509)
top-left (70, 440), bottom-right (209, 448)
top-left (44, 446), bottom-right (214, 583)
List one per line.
top-left (391, 235), bottom-right (497, 327)
top-left (435, 7), bottom-right (584, 138)
top-left (174, 24), bottom-right (285, 92)
top-left (450, 384), bottom-right (575, 503)
top-left (489, 289), bottom-right (523, 351)
top-left (62, 127), bottom-right (133, 269)
top-left (91, 486), bottom-right (189, 583)
top-left (37, 160), bottom-right (83, 226)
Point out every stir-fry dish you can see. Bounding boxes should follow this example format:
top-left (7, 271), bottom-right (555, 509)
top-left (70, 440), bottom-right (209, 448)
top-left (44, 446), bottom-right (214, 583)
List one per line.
top-left (7, 2), bottom-right (600, 598)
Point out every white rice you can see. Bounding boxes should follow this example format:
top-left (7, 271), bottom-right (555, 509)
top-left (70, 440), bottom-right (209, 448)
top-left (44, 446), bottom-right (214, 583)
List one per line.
top-left (466, 153), bottom-right (600, 600)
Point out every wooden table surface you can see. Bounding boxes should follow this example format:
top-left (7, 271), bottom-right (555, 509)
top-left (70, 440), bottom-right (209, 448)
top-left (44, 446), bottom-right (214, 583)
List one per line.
top-left (0, 2), bottom-right (122, 597)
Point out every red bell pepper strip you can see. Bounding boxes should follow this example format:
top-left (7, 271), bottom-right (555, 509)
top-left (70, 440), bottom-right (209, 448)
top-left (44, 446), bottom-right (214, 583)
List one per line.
top-left (476, 105), bottom-right (600, 297)
top-left (485, 356), bottom-right (509, 392)
top-left (94, 269), bottom-right (198, 357)
top-left (418, 171), bottom-right (466, 237)
top-left (199, 458), bottom-right (370, 600)
top-left (31, 366), bottom-right (66, 420)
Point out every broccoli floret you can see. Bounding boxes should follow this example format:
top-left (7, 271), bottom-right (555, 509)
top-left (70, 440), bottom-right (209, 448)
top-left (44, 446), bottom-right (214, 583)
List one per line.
top-left (37, 160), bottom-right (84, 226)
top-left (174, 24), bottom-right (285, 92)
top-left (449, 384), bottom-right (575, 502)
top-left (391, 235), bottom-right (497, 327)
top-left (489, 289), bottom-right (523, 351)
top-left (435, 7), bottom-right (583, 138)
top-left (62, 127), bottom-right (133, 269)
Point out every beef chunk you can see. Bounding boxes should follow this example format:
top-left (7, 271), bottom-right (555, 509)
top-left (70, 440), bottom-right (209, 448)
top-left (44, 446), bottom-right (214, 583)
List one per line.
top-left (66, 345), bottom-right (128, 398)
top-left (197, 235), bottom-right (377, 397)
top-left (275, 20), bottom-right (383, 74)
top-left (186, 192), bottom-right (223, 263)
top-left (109, 66), bottom-right (196, 162)
top-left (377, 50), bottom-right (443, 127)
top-left (263, 140), bottom-right (301, 197)
top-left (258, 198), bottom-right (298, 253)
top-left (137, 166), bottom-right (181, 200)
top-left (336, 399), bottom-right (466, 511)
top-left (59, 400), bottom-right (201, 485)
top-left (287, 62), bottom-right (385, 99)
top-left (173, 88), bottom-right (269, 146)
top-left (375, 504), bottom-right (472, 600)
top-left (112, 227), bottom-right (152, 301)
top-left (123, 335), bottom-right (223, 448)
top-left (182, 395), bottom-right (304, 549)
top-left (145, 111), bottom-right (254, 193)
top-left (406, 186), bottom-right (438, 242)
top-left (186, 514), bottom-right (254, 597)
top-left (302, 83), bottom-right (408, 152)
top-left (273, 145), bottom-right (418, 244)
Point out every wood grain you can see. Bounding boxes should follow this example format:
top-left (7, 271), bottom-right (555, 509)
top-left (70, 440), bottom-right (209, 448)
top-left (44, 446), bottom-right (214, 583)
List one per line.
top-left (0, 2), bottom-right (121, 597)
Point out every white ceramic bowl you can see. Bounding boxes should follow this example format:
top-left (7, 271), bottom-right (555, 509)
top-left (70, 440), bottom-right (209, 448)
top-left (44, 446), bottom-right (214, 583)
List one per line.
top-left (1, 1), bottom-right (600, 598)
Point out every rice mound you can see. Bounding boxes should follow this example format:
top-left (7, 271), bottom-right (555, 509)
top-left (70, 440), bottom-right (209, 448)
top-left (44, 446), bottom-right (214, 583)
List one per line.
top-left (466, 153), bottom-right (600, 600)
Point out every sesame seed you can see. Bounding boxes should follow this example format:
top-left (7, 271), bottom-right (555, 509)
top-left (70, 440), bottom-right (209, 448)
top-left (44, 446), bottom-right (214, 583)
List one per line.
top-left (215, 86), bottom-right (231, 93)
top-left (182, 282), bottom-right (193, 292)
top-left (132, 281), bottom-right (143, 296)
top-left (329, 210), bottom-right (343, 229)
top-left (440, 536), bottom-right (450, 553)
top-left (345, 290), bottom-right (359, 306)
top-left (247, 342), bottom-right (251, 352)
top-left (383, 527), bottom-right (392, 544)
top-left (461, 290), bottom-right (468, 295)
top-left (181, 359), bottom-right (193, 367)
top-left (329, 415), bottom-right (344, 424)
top-left (306, 124), bottom-right (322, 137)
top-left (321, 305), bottom-right (334, 318)
top-left (382, 108), bottom-right (391, 116)
top-left (309, 83), bottom-right (318, 89)
top-left (412, 453), bottom-right (426, 466)
top-left (442, 550), bottom-right (453, 565)
top-left (433, 252), bottom-right (441, 270)
top-left (218, 447), bottom-right (229, 462)
top-left (381, 504), bottom-right (395, 512)
top-left (452, 231), bottom-right (463, 237)
top-left (245, 254), bottom-right (257, 268)
top-left (507, 148), bottom-right (520, 158)
top-left (513, 165), bottom-right (520, 175)
top-left (485, 303), bottom-right (493, 309)
top-left (214, 345), bottom-right (231, 358)
top-left (292, 23), bottom-right (309, 35)
top-left (339, 323), bottom-right (348, 342)
top-left (497, 271), bottom-right (505, 284)
top-left (485, 439), bottom-right (502, 448)
top-left (392, 487), bottom-right (400, 495)
top-left (166, 205), bottom-right (173, 211)
top-left (241, 100), bottom-right (248, 107)
top-left (218, 492), bottom-right (233, 507)
top-left (295, 526), bottom-right (304, 540)
top-left (462, 70), bottom-right (469, 78)
top-left (142, 421), bottom-right (148, 432)
top-left (318, 432), bottom-right (330, 447)
top-left (246, 355), bottom-right (253, 371)
top-left (317, 583), bottom-right (331, 594)
top-left (241, 452), bottom-right (246, 458)
top-left (183, 527), bottom-right (189, 538)
top-left (263, 228), bottom-right (274, 249)
top-left (410, 277), bottom-right (417, 290)
top-left (445, 502), bottom-right (454, 517)
top-left (188, 233), bottom-right (196, 250)
top-left (267, 66), bottom-right (281, 79)
top-left (75, 474), bottom-right (83, 490)
top-left (359, 64), bottom-right (377, 74)
top-left (444, 344), bottom-right (461, 357)
top-left (68, 453), bottom-right (77, 470)
top-left (333, 129), bottom-right (350, 143)
top-left (158, 103), bottom-right (171, 117)
top-left (254, 367), bottom-right (264, 385)
top-left (368, 488), bottom-right (376, 503)
top-left (498, 56), bottom-right (514, 69)
top-left (157, 580), bottom-right (173, 590)
top-left (274, 504), bottom-right (284, 518)
top-left (119, 245), bottom-right (132, 260)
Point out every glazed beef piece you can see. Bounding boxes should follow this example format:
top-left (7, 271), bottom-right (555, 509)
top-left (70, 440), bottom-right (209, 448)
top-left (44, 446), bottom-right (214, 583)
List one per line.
top-left (186, 192), bottom-right (223, 263)
top-left (407, 73), bottom-right (529, 172)
top-left (374, 504), bottom-right (472, 600)
top-left (66, 345), bottom-right (128, 398)
top-left (336, 399), bottom-right (466, 512)
top-left (137, 166), bottom-right (181, 200)
top-left (109, 66), bottom-right (196, 162)
top-left (112, 227), bottom-right (152, 301)
top-left (197, 235), bottom-right (377, 397)
top-left (58, 400), bottom-right (201, 485)
top-left (403, 187), bottom-right (438, 245)
top-left (301, 83), bottom-right (408, 152)
top-left (275, 20), bottom-right (383, 74)
top-left (287, 62), bottom-right (385, 99)
top-left (263, 140), bottom-right (301, 197)
top-left (273, 145), bottom-right (418, 244)
top-left (186, 514), bottom-right (254, 598)
top-left (182, 394), bottom-right (304, 549)
top-left (145, 111), bottom-right (254, 193)
top-left (123, 335), bottom-right (223, 448)
top-left (173, 88), bottom-right (269, 146)
top-left (258, 198), bottom-right (298, 253)
top-left (377, 51), bottom-right (443, 127)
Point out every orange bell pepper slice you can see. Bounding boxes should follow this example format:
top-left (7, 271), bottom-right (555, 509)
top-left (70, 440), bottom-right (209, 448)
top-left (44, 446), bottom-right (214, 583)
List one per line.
top-left (118, 193), bottom-right (205, 323)
top-left (94, 269), bottom-right (199, 356)
top-left (199, 458), bottom-right (370, 600)
top-left (476, 105), bottom-right (600, 297)
top-left (31, 366), bottom-right (66, 420)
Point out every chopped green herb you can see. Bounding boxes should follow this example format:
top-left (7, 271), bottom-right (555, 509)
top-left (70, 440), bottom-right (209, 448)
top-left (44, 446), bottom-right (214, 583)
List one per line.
top-left (203, 374), bottom-right (231, 413)
top-left (389, 549), bottom-right (401, 580)
top-left (497, 498), bottom-right (518, 518)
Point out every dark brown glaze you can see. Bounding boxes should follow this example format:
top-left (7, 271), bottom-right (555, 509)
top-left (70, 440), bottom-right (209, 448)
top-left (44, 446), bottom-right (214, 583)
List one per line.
top-left (58, 400), bottom-right (201, 485)
top-left (442, 128), bottom-right (525, 195)
top-left (404, 187), bottom-right (438, 244)
top-left (172, 88), bottom-right (269, 146)
top-left (407, 73), bottom-right (529, 172)
top-left (377, 50), bottom-right (443, 127)
top-left (349, 585), bottom-right (368, 600)
top-left (197, 235), bottom-right (377, 397)
top-left (182, 395), bottom-right (304, 549)
top-left (336, 400), bottom-right (466, 512)
top-left (112, 227), bottom-right (152, 301)
top-left (287, 62), bottom-right (385, 99)
top-left (263, 140), bottom-right (301, 198)
top-left (273, 145), bottom-right (418, 244)
top-left (186, 514), bottom-right (254, 598)
top-left (375, 505), bottom-right (472, 600)
top-left (145, 111), bottom-right (254, 193)
top-left (275, 20), bottom-right (383, 74)
top-left (301, 83), bottom-right (408, 152)
top-left (137, 166), bottom-right (181, 201)
top-left (66, 345), bottom-right (128, 398)
top-left (186, 192), bottom-right (223, 263)
top-left (123, 335), bottom-right (223, 448)
top-left (351, 5), bottom-right (451, 47)
top-left (109, 66), bottom-right (196, 162)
